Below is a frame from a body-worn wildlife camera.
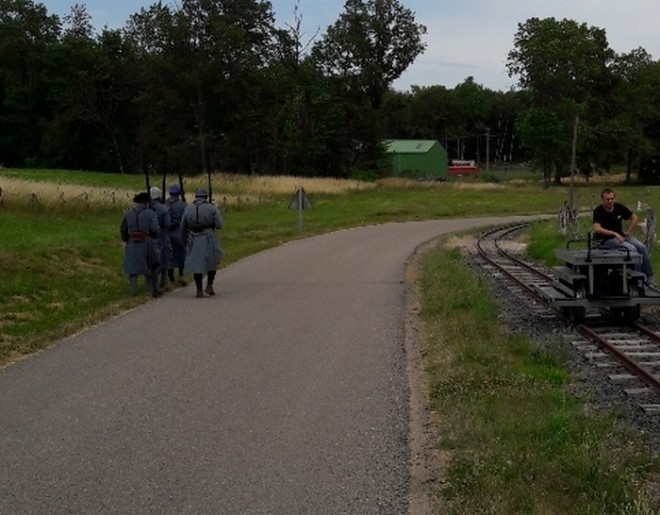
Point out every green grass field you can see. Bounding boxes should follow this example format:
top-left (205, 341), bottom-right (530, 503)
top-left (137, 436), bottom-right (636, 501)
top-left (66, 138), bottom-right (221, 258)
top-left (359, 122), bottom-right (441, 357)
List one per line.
top-left (1, 168), bottom-right (659, 512)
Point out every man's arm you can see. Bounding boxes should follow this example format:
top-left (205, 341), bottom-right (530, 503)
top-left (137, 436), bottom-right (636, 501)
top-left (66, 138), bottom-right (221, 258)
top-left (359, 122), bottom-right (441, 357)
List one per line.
top-left (593, 214), bottom-right (625, 241)
top-left (593, 221), bottom-right (623, 240)
top-left (625, 212), bottom-right (639, 236)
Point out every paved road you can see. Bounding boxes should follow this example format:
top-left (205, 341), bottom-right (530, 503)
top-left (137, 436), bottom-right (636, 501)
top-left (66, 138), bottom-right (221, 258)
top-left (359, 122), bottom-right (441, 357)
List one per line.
top-left (0, 217), bottom-right (534, 514)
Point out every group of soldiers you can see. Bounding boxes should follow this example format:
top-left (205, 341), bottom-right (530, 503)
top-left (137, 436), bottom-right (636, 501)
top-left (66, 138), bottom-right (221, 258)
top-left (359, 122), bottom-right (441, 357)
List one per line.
top-left (120, 185), bottom-right (224, 298)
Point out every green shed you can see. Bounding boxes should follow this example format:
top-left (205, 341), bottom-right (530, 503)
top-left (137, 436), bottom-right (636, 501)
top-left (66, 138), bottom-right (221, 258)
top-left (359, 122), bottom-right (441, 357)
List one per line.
top-left (384, 139), bottom-right (448, 180)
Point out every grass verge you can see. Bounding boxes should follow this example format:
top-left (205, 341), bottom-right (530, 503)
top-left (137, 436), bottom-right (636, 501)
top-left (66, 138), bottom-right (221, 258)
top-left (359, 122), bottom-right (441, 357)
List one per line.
top-left (418, 242), bottom-right (660, 513)
top-left (1, 169), bottom-right (660, 510)
top-left (0, 174), bottom-right (575, 367)
top-left (1, 170), bottom-right (660, 367)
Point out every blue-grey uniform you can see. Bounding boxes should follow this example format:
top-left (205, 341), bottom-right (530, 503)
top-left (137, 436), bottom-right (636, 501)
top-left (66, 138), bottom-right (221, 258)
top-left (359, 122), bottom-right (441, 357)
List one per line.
top-left (166, 186), bottom-right (187, 272)
top-left (181, 194), bottom-right (224, 274)
top-left (149, 187), bottom-right (172, 288)
top-left (120, 194), bottom-right (160, 277)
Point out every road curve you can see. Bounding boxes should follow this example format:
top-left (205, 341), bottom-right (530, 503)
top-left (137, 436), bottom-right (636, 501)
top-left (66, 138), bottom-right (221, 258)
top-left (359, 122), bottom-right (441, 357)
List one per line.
top-left (0, 216), bottom-right (536, 515)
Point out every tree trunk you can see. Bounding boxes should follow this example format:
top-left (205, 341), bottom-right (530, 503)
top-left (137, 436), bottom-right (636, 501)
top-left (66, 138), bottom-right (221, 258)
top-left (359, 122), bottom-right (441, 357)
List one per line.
top-left (543, 161), bottom-right (551, 189)
top-left (625, 147), bottom-right (633, 183)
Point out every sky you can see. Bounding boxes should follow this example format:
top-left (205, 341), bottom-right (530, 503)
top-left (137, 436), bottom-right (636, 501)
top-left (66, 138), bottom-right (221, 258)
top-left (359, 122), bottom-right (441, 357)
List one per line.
top-left (42, 0), bottom-right (660, 92)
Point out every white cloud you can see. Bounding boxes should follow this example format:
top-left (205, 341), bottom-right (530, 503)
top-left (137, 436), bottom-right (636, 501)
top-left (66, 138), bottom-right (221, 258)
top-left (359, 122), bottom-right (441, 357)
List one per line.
top-left (395, 0), bottom-right (660, 91)
top-left (45, 0), bottom-right (660, 92)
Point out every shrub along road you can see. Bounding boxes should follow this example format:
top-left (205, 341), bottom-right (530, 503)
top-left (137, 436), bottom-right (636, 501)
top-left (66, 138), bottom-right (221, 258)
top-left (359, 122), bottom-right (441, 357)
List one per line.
top-left (0, 216), bottom-right (539, 514)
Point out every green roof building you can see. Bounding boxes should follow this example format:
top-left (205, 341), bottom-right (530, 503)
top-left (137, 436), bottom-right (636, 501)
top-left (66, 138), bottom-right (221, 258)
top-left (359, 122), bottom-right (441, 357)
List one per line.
top-left (383, 139), bottom-right (448, 180)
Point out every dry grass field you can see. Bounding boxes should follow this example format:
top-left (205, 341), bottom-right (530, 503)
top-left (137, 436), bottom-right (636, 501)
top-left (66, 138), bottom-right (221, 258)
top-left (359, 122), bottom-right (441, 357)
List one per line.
top-left (0, 173), bottom-right (376, 210)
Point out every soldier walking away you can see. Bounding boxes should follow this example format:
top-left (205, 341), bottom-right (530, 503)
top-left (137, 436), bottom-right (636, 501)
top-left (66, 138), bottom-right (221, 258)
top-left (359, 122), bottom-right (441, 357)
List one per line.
top-left (180, 188), bottom-right (224, 298)
top-left (120, 191), bottom-right (161, 297)
top-left (149, 187), bottom-right (172, 292)
top-left (166, 183), bottom-right (188, 286)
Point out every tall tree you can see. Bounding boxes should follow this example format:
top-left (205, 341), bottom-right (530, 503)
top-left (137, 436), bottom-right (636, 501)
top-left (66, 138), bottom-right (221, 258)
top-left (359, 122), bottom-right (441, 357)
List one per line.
top-left (49, 7), bottom-right (138, 173)
top-left (266, 8), bottom-right (327, 176)
top-left (507, 17), bottom-right (614, 186)
top-left (313, 0), bottom-right (426, 110)
top-left (0, 0), bottom-right (61, 166)
top-left (127, 0), bottom-right (276, 175)
top-left (311, 0), bottom-right (426, 175)
top-left (626, 58), bottom-right (660, 183)
top-left (606, 49), bottom-right (660, 182)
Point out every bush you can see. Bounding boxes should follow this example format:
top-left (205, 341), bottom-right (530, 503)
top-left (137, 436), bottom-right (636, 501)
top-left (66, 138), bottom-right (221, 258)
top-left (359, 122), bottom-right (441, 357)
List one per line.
top-left (479, 173), bottom-right (501, 184)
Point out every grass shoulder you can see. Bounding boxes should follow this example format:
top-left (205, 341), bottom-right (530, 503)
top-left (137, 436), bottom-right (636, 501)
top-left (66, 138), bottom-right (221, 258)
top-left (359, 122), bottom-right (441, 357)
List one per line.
top-left (417, 238), bottom-right (660, 513)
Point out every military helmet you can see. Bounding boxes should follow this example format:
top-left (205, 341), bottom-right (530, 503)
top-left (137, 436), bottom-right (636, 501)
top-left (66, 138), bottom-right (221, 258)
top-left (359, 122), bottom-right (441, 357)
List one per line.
top-left (149, 186), bottom-right (162, 200)
top-left (133, 191), bottom-right (150, 204)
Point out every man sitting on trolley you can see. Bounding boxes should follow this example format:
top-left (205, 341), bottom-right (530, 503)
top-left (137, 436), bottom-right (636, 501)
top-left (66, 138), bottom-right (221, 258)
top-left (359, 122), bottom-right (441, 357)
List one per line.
top-left (592, 187), bottom-right (654, 286)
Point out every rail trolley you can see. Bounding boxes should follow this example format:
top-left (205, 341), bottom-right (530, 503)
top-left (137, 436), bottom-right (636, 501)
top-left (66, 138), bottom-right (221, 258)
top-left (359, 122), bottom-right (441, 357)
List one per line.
top-left (534, 234), bottom-right (660, 323)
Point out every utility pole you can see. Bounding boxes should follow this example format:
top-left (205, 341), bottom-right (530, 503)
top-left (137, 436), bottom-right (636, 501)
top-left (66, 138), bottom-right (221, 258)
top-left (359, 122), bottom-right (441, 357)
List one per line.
top-left (569, 115), bottom-right (579, 211)
top-left (485, 127), bottom-right (491, 173)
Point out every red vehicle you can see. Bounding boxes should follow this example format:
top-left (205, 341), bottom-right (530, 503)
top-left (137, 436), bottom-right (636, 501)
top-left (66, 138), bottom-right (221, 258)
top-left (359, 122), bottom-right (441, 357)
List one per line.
top-left (448, 159), bottom-right (480, 176)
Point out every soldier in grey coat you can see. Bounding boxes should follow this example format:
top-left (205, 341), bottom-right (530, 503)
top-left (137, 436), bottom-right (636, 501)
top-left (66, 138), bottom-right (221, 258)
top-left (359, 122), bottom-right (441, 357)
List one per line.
top-left (180, 188), bottom-right (224, 298)
top-left (149, 186), bottom-right (172, 292)
top-left (120, 192), bottom-right (161, 297)
top-left (165, 183), bottom-right (188, 286)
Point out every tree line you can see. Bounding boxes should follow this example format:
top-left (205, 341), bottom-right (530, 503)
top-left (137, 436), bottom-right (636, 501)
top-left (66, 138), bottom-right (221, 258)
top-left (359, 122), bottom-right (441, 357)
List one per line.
top-left (3, 1), bottom-right (660, 183)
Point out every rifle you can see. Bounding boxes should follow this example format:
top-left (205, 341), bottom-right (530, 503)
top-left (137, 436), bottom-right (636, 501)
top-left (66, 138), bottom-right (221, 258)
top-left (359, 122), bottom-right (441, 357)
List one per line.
top-left (207, 169), bottom-right (213, 203)
top-left (178, 171), bottom-right (186, 203)
top-left (142, 161), bottom-right (158, 292)
top-left (144, 161), bottom-right (151, 207)
top-left (161, 168), bottom-right (166, 204)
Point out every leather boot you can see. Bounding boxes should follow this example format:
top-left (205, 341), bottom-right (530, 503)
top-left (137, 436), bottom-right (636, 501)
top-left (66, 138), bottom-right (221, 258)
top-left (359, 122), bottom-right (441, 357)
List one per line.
top-left (149, 272), bottom-right (162, 298)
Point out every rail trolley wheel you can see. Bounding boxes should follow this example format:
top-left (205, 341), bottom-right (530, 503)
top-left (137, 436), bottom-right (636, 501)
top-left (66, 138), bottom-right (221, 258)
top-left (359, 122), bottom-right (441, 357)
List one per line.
top-left (563, 306), bottom-right (586, 324)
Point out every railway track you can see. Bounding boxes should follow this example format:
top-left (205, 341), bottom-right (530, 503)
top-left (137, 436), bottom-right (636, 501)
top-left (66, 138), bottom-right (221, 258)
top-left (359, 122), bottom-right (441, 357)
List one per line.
top-left (574, 323), bottom-right (660, 415)
top-left (475, 223), bottom-right (660, 416)
top-left (475, 223), bottom-right (559, 318)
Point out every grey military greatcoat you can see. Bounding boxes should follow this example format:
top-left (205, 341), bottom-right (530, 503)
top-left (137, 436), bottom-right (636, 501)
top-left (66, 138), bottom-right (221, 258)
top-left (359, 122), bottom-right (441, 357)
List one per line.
top-left (166, 195), bottom-right (187, 269)
top-left (120, 204), bottom-right (160, 275)
top-left (151, 198), bottom-right (172, 273)
top-left (180, 199), bottom-right (224, 274)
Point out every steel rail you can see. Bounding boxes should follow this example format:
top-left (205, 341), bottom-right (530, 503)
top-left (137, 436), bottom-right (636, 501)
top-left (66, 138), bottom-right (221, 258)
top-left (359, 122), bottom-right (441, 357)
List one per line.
top-left (476, 223), bottom-right (556, 303)
top-left (632, 320), bottom-right (660, 344)
top-left (478, 223), bottom-right (660, 400)
top-left (577, 323), bottom-right (660, 396)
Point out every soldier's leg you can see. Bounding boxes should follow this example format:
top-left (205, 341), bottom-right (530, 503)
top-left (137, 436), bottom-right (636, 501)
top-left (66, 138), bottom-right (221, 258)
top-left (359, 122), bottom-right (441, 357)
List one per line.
top-left (194, 273), bottom-right (204, 297)
top-left (205, 270), bottom-right (216, 295)
top-left (129, 275), bottom-right (139, 296)
top-left (177, 266), bottom-right (187, 286)
top-left (159, 267), bottom-right (167, 290)
top-left (149, 271), bottom-right (161, 298)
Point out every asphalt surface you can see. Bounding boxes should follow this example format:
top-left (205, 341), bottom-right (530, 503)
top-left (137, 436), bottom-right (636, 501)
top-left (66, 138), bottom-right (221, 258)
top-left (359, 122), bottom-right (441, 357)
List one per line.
top-left (0, 216), bottom-right (533, 515)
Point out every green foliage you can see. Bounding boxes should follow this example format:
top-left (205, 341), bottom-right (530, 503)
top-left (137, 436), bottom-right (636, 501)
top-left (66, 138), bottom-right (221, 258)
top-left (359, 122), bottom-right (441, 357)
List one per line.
top-left (1, 171), bottom-right (659, 511)
top-left (5, 3), bottom-right (660, 182)
top-left (507, 17), bottom-right (620, 185)
top-left (526, 220), bottom-right (570, 265)
top-left (478, 172), bottom-right (500, 184)
top-left (0, 210), bottom-right (127, 360)
top-left (350, 169), bottom-right (380, 182)
top-left (0, 0), bottom-right (433, 178)
top-left (419, 243), bottom-right (660, 514)
top-left (308, 0), bottom-right (427, 174)
top-left (0, 170), bottom-right (576, 365)
top-left (312, 0), bottom-right (426, 107)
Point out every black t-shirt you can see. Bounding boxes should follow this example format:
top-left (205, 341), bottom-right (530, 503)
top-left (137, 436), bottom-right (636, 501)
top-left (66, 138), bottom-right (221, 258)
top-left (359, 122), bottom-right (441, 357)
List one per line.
top-left (592, 202), bottom-right (633, 240)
